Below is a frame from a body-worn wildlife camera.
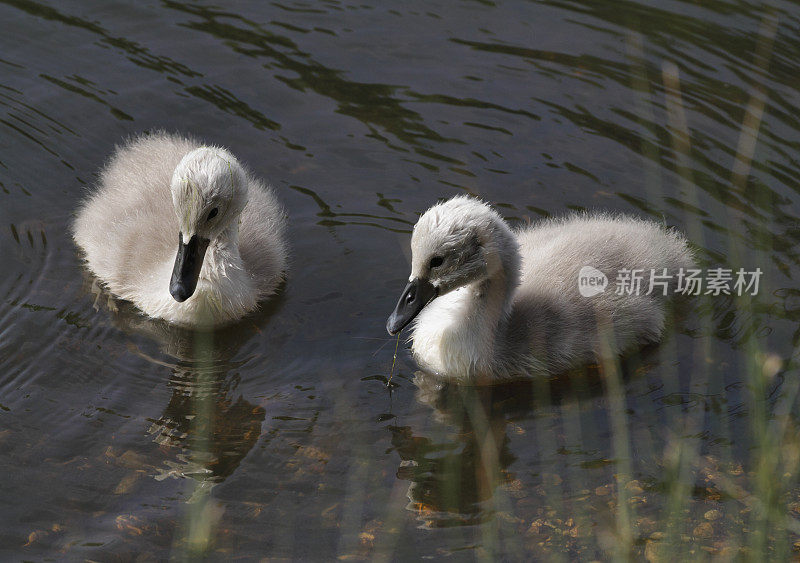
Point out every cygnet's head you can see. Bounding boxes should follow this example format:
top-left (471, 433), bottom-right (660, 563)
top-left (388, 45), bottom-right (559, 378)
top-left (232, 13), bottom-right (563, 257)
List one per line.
top-left (386, 196), bottom-right (518, 335)
top-left (168, 147), bottom-right (249, 302)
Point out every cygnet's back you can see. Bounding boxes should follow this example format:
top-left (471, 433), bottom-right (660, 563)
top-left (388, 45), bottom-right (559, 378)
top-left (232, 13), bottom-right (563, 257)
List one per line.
top-left (506, 214), bottom-right (694, 376)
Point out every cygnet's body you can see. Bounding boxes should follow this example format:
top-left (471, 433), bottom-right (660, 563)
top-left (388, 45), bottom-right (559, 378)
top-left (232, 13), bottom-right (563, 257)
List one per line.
top-left (73, 132), bottom-right (288, 326)
top-left (386, 196), bottom-right (694, 381)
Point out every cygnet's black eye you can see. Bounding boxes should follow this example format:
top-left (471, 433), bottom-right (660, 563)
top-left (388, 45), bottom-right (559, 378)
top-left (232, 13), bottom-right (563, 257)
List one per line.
top-left (429, 256), bottom-right (444, 269)
top-left (207, 207), bottom-right (219, 221)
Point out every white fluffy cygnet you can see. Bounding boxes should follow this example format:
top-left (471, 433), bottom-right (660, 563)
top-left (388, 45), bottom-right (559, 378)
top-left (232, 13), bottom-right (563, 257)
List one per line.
top-left (386, 196), bottom-right (694, 381)
top-left (73, 132), bottom-right (288, 326)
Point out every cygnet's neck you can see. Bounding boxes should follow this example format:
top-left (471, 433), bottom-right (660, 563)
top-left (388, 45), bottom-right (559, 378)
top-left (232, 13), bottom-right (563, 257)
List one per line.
top-left (202, 222), bottom-right (244, 279)
top-left (475, 262), bottom-right (517, 332)
top-left (466, 222), bottom-right (521, 349)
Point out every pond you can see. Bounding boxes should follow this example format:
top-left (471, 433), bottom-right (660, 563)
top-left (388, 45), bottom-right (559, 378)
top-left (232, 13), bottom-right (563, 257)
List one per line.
top-left (1, 0), bottom-right (799, 559)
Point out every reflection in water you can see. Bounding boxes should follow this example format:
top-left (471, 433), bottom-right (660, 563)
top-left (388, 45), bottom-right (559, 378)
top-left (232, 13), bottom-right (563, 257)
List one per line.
top-left (149, 363), bottom-right (265, 489)
top-left (392, 370), bottom-right (606, 529)
top-left (390, 378), bottom-right (521, 527)
top-left (110, 301), bottom-right (280, 482)
top-left (102, 288), bottom-right (283, 554)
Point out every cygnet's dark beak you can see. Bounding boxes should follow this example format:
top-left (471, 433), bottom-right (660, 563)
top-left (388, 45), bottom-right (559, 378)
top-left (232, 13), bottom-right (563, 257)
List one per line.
top-left (386, 277), bottom-right (438, 335)
top-left (169, 233), bottom-right (210, 302)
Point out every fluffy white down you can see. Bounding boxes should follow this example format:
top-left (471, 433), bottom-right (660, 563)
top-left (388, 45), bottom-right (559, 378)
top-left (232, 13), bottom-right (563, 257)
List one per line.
top-left (73, 132), bottom-right (288, 326)
top-left (406, 196), bottom-right (695, 381)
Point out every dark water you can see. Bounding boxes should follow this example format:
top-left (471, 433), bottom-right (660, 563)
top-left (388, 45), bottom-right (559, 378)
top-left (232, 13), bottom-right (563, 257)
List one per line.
top-left (1, 0), bottom-right (799, 559)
